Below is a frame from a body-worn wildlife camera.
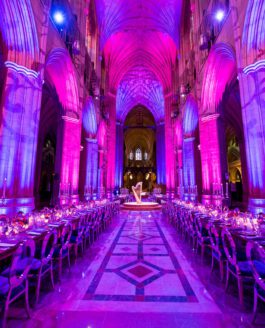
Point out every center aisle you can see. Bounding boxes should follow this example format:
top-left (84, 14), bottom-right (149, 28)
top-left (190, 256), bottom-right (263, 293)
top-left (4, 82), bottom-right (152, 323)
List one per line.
top-left (12, 210), bottom-right (227, 328)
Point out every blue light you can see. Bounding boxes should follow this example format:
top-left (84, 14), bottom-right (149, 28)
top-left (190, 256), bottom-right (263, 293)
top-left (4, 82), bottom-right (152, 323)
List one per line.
top-left (53, 11), bottom-right (65, 25)
top-left (215, 10), bottom-right (225, 22)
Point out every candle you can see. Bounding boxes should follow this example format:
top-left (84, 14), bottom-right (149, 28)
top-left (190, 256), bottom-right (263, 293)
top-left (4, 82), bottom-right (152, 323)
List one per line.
top-left (225, 182), bottom-right (228, 198)
top-left (3, 177), bottom-right (7, 199)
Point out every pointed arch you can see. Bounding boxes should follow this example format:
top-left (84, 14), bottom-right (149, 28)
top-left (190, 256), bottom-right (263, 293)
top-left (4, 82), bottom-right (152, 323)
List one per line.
top-left (45, 48), bottom-right (80, 119)
top-left (201, 43), bottom-right (236, 115)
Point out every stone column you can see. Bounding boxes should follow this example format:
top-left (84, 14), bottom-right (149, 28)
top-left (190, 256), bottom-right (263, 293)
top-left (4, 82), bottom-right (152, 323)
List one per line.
top-left (239, 69), bottom-right (265, 212)
top-left (199, 113), bottom-right (227, 205)
top-left (164, 94), bottom-right (176, 196)
top-left (106, 96), bottom-right (116, 198)
top-left (176, 147), bottom-right (183, 199)
top-left (0, 66), bottom-right (42, 214)
top-left (115, 121), bottom-right (124, 189)
top-left (82, 138), bottom-right (98, 198)
top-left (56, 116), bottom-right (82, 205)
top-left (156, 123), bottom-right (166, 185)
top-left (98, 148), bottom-right (105, 198)
top-left (183, 137), bottom-right (196, 200)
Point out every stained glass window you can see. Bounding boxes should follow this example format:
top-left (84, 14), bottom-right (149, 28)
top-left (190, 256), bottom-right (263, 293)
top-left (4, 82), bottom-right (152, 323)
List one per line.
top-left (135, 148), bottom-right (142, 161)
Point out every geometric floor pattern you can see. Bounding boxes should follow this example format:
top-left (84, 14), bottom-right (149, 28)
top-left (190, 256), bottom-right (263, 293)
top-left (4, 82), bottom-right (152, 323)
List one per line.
top-left (84, 212), bottom-right (198, 303)
top-left (9, 210), bottom-right (231, 328)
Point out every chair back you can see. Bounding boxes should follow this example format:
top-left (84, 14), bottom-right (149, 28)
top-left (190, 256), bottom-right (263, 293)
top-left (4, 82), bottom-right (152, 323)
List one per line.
top-left (76, 215), bottom-right (85, 238)
top-left (246, 242), bottom-right (265, 291)
top-left (222, 229), bottom-right (237, 267)
top-left (9, 239), bottom-right (35, 288)
top-left (61, 223), bottom-right (72, 249)
top-left (41, 230), bottom-right (57, 265)
top-left (209, 226), bottom-right (221, 250)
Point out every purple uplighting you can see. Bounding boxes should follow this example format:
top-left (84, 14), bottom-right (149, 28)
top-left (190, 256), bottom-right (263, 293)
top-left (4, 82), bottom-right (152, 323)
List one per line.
top-left (0, 0), bottom-right (265, 326)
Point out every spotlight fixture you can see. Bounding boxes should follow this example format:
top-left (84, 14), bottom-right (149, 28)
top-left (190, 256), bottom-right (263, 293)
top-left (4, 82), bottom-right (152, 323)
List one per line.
top-left (215, 10), bottom-right (225, 22)
top-left (53, 11), bottom-right (65, 25)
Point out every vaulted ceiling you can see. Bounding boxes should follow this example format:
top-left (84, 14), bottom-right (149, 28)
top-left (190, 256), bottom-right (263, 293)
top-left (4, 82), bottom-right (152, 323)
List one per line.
top-left (94, 0), bottom-right (182, 122)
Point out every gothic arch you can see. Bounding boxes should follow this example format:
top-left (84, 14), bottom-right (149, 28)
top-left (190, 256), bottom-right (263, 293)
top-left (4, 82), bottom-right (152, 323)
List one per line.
top-left (45, 48), bottom-right (80, 119)
top-left (201, 43), bottom-right (236, 116)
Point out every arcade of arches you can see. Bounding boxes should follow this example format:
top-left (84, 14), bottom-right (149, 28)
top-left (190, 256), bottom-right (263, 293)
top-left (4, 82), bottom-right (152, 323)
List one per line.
top-left (0, 0), bottom-right (265, 215)
top-left (1, 1), bottom-right (265, 328)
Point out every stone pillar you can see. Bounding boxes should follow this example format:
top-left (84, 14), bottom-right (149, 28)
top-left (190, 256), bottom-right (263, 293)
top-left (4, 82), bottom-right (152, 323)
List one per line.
top-left (0, 66), bottom-right (42, 214)
top-left (115, 121), bottom-right (124, 189)
top-left (183, 137), bottom-right (196, 200)
top-left (176, 147), bottom-right (183, 199)
top-left (82, 138), bottom-right (98, 198)
top-left (239, 69), bottom-right (265, 212)
top-left (56, 116), bottom-right (81, 205)
top-left (199, 114), bottom-right (227, 205)
top-left (164, 94), bottom-right (176, 196)
top-left (98, 148), bottom-right (105, 198)
top-left (106, 96), bottom-right (116, 198)
top-left (156, 122), bottom-right (166, 185)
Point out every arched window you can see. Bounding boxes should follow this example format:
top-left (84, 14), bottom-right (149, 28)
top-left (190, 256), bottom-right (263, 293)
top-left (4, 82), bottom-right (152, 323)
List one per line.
top-left (144, 151), bottom-right (148, 160)
top-left (129, 151), bottom-right (134, 160)
top-left (135, 148), bottom-right (142, 161)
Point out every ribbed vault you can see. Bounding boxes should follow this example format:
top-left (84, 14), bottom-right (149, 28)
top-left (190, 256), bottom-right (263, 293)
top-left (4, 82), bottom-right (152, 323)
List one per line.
top-left (116, 67), bottom-right (164, 122)
top-left (94, 0), bottom-right (182, 122)
top-left (96, 0), bottom-right (182, 50)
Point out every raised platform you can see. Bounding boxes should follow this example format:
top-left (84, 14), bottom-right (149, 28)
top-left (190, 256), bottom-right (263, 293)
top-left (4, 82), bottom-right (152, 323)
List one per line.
top-left (121, 202), bottom-right (162, 211)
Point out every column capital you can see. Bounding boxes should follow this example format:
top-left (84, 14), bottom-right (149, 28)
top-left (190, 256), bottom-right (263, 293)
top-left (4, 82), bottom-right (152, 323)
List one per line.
top-left (5, 60), bottom-right (43, 86)
top-left (184, 136), bottom-right (196, 142)
top-left (243, 59), bottom-right (265, 75)
top-left (61, 115), bottom-right (80, 124)
top-left (200, 113), bottom-right (220, 123)
top-left (85, 137), bottom-right (97, 144)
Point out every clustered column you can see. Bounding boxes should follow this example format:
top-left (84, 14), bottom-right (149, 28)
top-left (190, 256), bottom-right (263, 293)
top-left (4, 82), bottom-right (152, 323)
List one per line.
top-left (199, 113), bottom-right (227, 205)
top-left (156, 122), bottom-right (166, 185)
top-left (164, 94), bottom-right (176, 196)
top-left (84, 138), bottom-right (98, 197)
top-left (106, 96), bottom-right (116, 197)
top-left (56, 116), bottom-right (82, 205)
top-left (0, 66), bottom-right (43, 214)
top-left (115, 121), bottom-right (124, 189)
top-left (183, 136), bottom-right (196, 199)
top-left (239, 69), bottom-right (265, 212)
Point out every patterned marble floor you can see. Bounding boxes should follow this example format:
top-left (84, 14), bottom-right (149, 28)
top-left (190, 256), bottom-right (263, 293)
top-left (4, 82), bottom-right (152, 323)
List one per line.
top-left (7, 210), bottom-right (262, 328)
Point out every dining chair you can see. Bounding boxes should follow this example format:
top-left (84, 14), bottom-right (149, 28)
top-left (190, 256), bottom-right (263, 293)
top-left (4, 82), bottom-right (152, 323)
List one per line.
top-left (0, 239), bottom-right (35, 328)
top-left (246, 241), bottom-right (265, 322)
top-left (53, 223), bottom-right (72, 281)
top-left (222, 228), bottom-right (253, 306)
top-left (29, 230), bottom-right (57, 304)
top-left (194, 215), bottom-right (211, 260)
top-left (209, 225), bottom-right (226, 280)
top-left (70, 216), bottom-right (85, 262)
top-left (84, 210), bottom-right (95, 247)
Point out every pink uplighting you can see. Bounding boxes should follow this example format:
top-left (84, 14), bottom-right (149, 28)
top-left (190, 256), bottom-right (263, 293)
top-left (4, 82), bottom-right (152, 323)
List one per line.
top-left (0, 1), bottom-right (265, 326)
